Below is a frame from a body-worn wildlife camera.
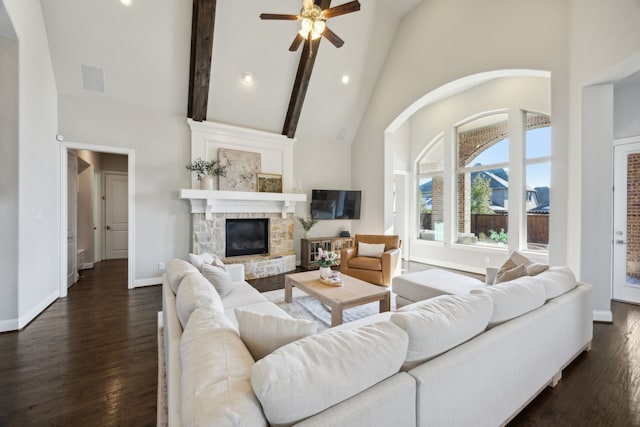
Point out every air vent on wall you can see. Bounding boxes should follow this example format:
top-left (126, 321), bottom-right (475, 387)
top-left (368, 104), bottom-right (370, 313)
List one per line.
top-left (81, 64), bottom-right (105, 93)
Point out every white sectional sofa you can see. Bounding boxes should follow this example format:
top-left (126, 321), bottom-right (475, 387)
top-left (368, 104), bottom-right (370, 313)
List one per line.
top-left (160, 259), bottom-right (593, 427)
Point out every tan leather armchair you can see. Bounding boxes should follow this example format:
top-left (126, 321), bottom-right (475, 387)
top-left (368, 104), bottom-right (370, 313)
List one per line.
top-left (340, 234), bottom-right (402, 287)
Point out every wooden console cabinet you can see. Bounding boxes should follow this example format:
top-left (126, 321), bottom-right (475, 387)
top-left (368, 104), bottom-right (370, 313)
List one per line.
top-left (301, 237), bottom-right (355, 270)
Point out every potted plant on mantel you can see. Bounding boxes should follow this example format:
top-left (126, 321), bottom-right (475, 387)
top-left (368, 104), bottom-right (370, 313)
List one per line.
top-left (186, 158), bottom-right (228, 190)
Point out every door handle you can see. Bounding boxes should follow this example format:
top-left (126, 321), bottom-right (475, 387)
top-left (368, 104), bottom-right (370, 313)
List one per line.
top-left (106, 225), bottom-right (111, 230)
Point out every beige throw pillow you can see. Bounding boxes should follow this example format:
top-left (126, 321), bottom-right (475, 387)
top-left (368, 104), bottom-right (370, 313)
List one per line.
top-left (358, 242), bottom-right (386, 258)
top-left (201, 263), bottom-right (234, 297)
top-left (494, 251), bottom-right (549, 284)
top-left (235, 309), bottom-right (317, 360)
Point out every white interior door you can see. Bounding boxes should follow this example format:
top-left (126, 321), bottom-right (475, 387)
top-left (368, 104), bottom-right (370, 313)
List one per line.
top-left (104, 172), bottom-right (128, 259)
top-left (67, 151), bottom-right (78, 287)
top-left (613, 141), bottom-right (640, 303)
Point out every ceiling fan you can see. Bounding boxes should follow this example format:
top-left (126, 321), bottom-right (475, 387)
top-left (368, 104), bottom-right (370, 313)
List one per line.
top-left (260, 0), bottom-right (361, 52)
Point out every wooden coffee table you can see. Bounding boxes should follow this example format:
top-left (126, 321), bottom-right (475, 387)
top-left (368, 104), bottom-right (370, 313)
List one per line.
top-left (284, 271), bottom-right (391, 327)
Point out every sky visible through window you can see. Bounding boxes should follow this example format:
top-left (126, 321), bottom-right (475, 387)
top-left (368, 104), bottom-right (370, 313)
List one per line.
top-left (467, 127), bottom-right (551, 189)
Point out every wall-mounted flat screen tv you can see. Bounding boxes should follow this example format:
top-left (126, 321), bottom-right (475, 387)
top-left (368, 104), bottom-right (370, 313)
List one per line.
top-left (311, 190), bottom-right (361, 220)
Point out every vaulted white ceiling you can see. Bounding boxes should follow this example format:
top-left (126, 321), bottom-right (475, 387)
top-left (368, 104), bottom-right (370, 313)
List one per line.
top-left (39, 0), bottom-right (422, 145)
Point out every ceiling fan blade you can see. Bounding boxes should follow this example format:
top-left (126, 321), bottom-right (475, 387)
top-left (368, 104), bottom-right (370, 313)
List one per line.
top-left (322, 1), bottom-right (361, 19)
top-left (322, 26), bottom-right (344, 48)
top-left (289, 34), bottom-right (305, 51)
top-left (260, 13), bottom-right (299, 20)
top-left (303, 0), bottom-right (314, 10)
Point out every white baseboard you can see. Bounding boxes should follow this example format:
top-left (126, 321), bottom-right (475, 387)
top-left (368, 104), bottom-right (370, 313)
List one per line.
top-left (0, 318), bottom-right (19, 333)
top-left (593, 310), bottom-right (613, 323)
top-left (18, 290), bottom-right (59, 330)
top-left (134, 277), bottom-right (162, 288)
top-left (79, 262), bottom-right (94, 270)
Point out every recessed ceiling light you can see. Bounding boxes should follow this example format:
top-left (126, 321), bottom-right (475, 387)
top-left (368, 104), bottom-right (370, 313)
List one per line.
top-left (242, 72), bottom-right (254, 85)
top-left (120, 0), bottom-right (132, 5)
top-left (341, 74), bottom-right (350, 84)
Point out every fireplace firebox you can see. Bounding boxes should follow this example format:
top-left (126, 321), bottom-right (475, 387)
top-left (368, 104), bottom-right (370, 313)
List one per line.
top-left (225, 218), bottom-right (269, 257)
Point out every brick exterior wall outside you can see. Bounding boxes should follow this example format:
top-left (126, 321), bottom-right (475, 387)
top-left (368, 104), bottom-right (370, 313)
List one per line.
top-left (628, 153), bottom-right (640, 277)
top-left (432, 175), bottom-right (444, 223)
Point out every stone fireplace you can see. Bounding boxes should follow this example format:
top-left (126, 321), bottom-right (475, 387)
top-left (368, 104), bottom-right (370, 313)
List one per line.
top-left (190, 211), bottom-right (297, 279)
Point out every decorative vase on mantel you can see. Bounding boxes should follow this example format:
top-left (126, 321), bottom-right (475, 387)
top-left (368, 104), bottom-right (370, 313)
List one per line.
top-left (304, 230), bottom-right (311, 239)
top-left (319, 266), bottom-right (332, 280)
top-left (200, 176), bottom-right (214, 191)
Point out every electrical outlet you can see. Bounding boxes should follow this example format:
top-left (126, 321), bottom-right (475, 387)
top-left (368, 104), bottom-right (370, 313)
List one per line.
top-left (158, 262), bottom-right (165, 271)
top-left (485, 256), bottom-right (491, 264)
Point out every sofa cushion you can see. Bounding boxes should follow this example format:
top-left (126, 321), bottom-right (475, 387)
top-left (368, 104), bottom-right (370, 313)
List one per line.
top-left (391, 293), bottom-right (493, 370)
top-left (165, 259), bottom-right (198, 294)
top-left (201, 263), bottom-right (234, 297)
top-left (471, 276), bottom-right (547, 327)
top-left (349, 256), bottom-right (382, 271)
top-left (186, 305), bottom-right (235, 332)
top-left (236, 309), bottom-right (317, 360)
top-left (538, 266), bottom-right (577, 299)
top-left (176, 272), bottom-right (224, 328)
top-left (251, 321), bottom-right (408, 426)
top-left (358, 242), bottom-right (386, 258)
top-left (181, 307), bottom-right (267, 427)
top-left (222, 281), bottom-right (268, 310)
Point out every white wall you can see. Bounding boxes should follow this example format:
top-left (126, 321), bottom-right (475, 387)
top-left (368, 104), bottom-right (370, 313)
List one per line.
top-left (614, 81), bottom-right (640, 139)
top-left (293, 138), bottom-right (353, 252)
top-left (568, 0), bottom-right (640, 319)
top-left (2, 0), bottom-right (60, 330)
top-left (76, 150), bottom-right (101, 264)
top-left (58, 94), bottom-right (191, 282)
top-left (0, 21), bottom-right (19, 327)
top-left (351, 0), bottom-right (569, 245)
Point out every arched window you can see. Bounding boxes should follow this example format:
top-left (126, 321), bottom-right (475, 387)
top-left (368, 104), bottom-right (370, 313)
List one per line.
top-left (417, 136), bottom-right (444, 242)
top-left (456, 113), bottom-right (510, 246)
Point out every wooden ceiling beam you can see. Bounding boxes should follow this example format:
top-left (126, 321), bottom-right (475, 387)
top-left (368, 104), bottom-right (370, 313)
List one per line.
top-left (187, 0), bottom-right (216, 122)
top-left (282, 0), bottom-right (331, 139)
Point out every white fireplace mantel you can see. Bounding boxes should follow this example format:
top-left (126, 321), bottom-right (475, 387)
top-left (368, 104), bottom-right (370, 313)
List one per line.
top-left (180, 189), bottom-right (307, 219)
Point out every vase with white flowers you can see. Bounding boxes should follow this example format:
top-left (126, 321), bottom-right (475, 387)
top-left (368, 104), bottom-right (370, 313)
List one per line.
top-left (186, 158), bottom-right (228, 190)
top-left (316, 248), bottom-right (338, 279)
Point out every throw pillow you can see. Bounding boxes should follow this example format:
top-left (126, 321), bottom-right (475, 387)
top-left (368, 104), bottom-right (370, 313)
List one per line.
top-left (251, 321), bottom-right (408, 426)
top-left (358, 242), bottom-right (386, 258)
top-left (235, 309), bottom-right (317, 360)
top-left (188, 253), bottom-right (204, 270)
top-left (495, 263), bottom-right (529, 284)
top-left (201, 263), bottom-right (234, 297)
top-left (200, 252), bottom-right (214, 264)
top-left (494, 251), bottom-right (549, 284)
top-left (200, 252), bottom-right (227, 270)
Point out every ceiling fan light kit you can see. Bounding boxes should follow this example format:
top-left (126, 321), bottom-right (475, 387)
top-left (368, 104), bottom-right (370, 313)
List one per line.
top-left (260, 0), bottom-right (361, 51)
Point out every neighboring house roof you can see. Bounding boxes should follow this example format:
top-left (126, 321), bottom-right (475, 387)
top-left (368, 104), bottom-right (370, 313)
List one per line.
top-left (529, 203), bottom-right (550, 214)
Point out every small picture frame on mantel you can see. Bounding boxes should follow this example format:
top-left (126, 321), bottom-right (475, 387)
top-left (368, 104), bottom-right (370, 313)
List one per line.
top-left (257, 173), bottom-right (283, 193)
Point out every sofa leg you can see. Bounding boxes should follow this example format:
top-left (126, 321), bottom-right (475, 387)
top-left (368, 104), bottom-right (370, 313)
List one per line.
top-left (585, 341), bottom-right (592, 352)
top-left (551, 371), bottom-right (562, 388)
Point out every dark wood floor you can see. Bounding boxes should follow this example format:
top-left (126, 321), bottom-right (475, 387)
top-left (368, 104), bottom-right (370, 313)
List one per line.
top-left (0, 259), bottom-right (161, 426)
top-left (0, 260), bottom-right (638, 426)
